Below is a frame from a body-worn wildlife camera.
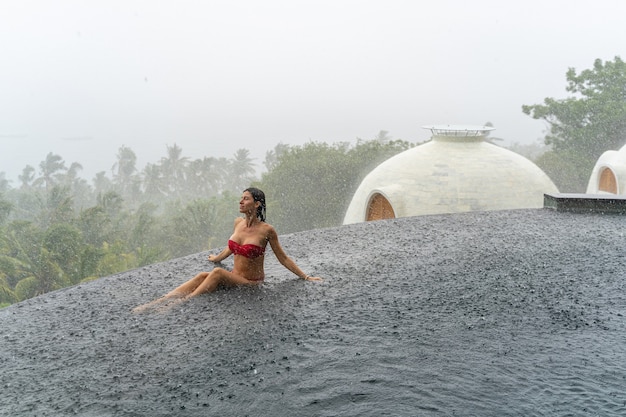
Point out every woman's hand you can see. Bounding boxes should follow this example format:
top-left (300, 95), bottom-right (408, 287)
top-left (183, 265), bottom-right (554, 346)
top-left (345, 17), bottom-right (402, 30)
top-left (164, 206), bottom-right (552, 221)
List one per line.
top-left (303, 275), bottom-right (323, 281)
top-left (208, 254), bottom-right (220, 263)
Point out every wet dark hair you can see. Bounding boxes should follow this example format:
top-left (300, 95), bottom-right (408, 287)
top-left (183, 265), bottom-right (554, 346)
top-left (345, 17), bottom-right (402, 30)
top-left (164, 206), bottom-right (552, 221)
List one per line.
top-left (243, 187), bottom-right (266, 222)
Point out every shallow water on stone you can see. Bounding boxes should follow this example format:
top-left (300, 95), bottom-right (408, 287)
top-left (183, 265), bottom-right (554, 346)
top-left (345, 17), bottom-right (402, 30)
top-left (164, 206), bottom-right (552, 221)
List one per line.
top-left (1, 210), bottom-right (626, 416)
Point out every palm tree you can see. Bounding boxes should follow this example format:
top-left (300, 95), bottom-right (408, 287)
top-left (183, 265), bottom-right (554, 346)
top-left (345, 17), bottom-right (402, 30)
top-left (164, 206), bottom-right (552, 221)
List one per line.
top-left (63, 162), bottom-right (84, 185)
top-left (34, 153), bottom-right (66, 192)
top-left (264, 143), bottom-right (291, 171)
top-left (93, 171), bottom-right (113, 197)
top-left (160, 143), bottom-right (189, 199)
top-left (228, 148), bottom-right (256, 192)
top-left (212, 157), bottom-right (231, 192)
top-left (0, 193), bottom-right (12, 225)
top-left (183, 158), bottom-right (207, 197)
top-left (18, 165), bottom-right (36, 190)
top-left (112, 146), bottom-right (139, 203)
top-left (0, 276), bottom-right (17, 306)
top-left (2, 221), bottom-right (69, 300)
top-left (58, 162), bottom-right (93, 209)
top-left (37, 185), bottom-right (74, 228)
top-left (185, 156), bottom-right (225, 198)
top-left (141, 163), bottom-right (166, 203)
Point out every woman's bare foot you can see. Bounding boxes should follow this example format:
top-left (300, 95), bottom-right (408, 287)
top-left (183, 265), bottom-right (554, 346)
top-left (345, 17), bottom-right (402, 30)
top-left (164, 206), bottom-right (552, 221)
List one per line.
top-left (132, 294), bottom-right (184, 314)
top-left (153, 296), bottom-right (188, 313)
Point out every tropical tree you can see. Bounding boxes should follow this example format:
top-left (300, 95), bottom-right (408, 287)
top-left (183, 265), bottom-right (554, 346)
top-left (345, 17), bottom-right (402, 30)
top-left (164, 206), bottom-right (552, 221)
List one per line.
top-left (1, 220), bottom-right (69, 299)
top-left (127, 202), bottom-right (167, 266)
top-left (264, 143), bottom-right (291, 171)
top-left (77, 206), bottom-right (110, 247)
top-left (184, 157), bottom-right (225, 198)
top-left (93, 171), bottom-right (113, 197)
top-left (142, 163), bottom-right (166, 203)
top-left (34, 153), bottom-right (67, 192)
top-left (18, 165), bottom-right (36, 190)
top-left (228, 148), bottom-right (256, 192)
top-left (36, 185), bottom-right (74, 228)
top-left (373, 130), bottom-right (393, 143)
top-left (94, 240), bottom-right (137, 278)
top-left (257, 138), bottom-right (413, 233)
top-left (0, 276), bottom-right (17, 306)
top-left (53, 162), bottom-right (93, 210)
top-left (42, 223), bottom-right (84, 284)
top-left (162, 193), bottom-right (238, 257)
top-left (160, 143), bottom-right (189, 199)
top-left (96, 191), bottom-right (127, 242)
top-left (63, 162), bottom-right (83, 184)
top-left (522, 56), bottom-right (626, 191)
top-left (112, 145), bottom-right (140, 203)
top-left (0, 193), bottom-right (12, 225)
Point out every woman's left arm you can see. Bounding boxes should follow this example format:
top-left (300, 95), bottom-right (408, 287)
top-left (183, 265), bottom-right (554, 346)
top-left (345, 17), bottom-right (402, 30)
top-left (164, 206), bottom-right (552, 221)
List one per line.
top-left (208, 247), bottom-right (232, 263)
top-left (267, 228), bottom-right (322, 281)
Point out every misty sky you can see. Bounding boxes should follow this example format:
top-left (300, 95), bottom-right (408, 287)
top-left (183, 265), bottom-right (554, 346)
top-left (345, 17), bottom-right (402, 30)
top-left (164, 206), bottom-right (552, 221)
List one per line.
top-left (1, 0), bottom-right (625, 183)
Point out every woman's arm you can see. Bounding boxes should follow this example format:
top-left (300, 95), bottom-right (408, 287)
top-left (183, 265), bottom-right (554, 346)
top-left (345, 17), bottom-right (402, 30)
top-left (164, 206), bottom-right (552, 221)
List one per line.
top-left (208, 247), bottom-right (232, 263)
top-left (267, 227), bottom-right (322, 281)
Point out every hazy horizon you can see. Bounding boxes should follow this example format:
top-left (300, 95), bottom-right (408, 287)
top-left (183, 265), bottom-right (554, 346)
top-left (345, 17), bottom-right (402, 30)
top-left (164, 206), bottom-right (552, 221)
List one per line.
top-left (2, 0), bottom-right (625, 183)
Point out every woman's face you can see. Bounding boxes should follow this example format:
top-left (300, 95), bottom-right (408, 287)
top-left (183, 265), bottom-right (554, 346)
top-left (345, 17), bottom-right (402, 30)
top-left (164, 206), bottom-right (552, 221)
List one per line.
top-left (239, 191), bottom-right (257, 215)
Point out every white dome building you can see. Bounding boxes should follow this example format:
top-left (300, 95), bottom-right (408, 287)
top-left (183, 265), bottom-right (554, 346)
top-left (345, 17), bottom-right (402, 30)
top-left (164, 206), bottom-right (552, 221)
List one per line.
top-left (586, 144), bottom-right (626, 194)
top-left (343, 125), bottom-right (559, 224)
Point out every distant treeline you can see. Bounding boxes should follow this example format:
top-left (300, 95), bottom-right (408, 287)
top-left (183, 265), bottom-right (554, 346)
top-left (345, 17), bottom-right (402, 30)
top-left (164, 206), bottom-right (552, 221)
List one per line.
top-left (0, 133), bottom-right (415, 306)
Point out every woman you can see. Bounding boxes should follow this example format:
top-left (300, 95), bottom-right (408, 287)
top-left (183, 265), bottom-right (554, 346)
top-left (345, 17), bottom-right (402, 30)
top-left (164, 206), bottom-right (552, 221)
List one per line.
top-left (133, 187), bottom-right (321, 313)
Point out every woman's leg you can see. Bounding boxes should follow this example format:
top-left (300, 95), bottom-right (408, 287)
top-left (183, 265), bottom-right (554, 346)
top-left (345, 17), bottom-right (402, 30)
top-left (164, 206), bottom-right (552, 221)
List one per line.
top-left (165, 271), bottom-right (210, 297)
top-left (133, 268), bottom-right (257, 313)
top-left (185, 268), bottom-right (257, 298)
top-left (132, 271), bottom-right (211, 313)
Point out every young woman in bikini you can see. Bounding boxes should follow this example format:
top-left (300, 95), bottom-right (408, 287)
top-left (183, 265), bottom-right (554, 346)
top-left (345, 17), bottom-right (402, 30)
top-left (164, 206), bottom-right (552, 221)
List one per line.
top-left (133, 187), bottom-right (321, 312)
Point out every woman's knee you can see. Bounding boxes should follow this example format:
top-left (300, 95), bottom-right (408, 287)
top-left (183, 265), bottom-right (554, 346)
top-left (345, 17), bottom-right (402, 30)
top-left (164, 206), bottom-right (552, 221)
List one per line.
top-left (210, 268), bottom-right (227, 279)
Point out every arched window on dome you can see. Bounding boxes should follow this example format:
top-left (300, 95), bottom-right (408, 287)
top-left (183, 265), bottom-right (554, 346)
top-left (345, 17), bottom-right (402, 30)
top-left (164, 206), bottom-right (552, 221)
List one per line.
top-left (366, 193), bottom-right (396, 221)
top-left (598, 167), bottom-right (617, 194)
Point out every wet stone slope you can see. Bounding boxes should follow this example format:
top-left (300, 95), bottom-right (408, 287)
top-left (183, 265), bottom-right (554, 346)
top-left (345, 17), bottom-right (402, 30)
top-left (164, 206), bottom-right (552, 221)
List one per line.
top-left (1, 209), bottom-right (625, 416)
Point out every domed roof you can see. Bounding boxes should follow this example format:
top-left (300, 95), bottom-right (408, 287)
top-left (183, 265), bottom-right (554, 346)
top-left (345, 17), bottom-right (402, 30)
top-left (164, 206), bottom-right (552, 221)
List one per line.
top-left (586, 144), bottom-right (626, 195)
top-left (343, 125), bottom-right (559, 224)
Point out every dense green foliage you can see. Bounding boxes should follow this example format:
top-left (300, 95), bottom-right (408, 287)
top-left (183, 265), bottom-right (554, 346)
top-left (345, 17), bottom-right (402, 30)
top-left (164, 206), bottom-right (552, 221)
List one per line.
top-left (0, 135), bottom-right (412, 306)
top-left (256, 137), bottom-right (414, 233)
top-left (523, 56), bottom-right (626, 191)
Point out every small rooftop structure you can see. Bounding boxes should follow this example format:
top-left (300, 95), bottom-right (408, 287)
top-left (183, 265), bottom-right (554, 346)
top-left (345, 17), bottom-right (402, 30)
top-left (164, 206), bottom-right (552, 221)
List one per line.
top-left (423, 124), bottom-right (495, 138)
top-left (343, 125), bottom-right (559, 224)
top-left (544, 193), bottom-right (626, 214)
top-left (586, 144), bottom-right (626, 195)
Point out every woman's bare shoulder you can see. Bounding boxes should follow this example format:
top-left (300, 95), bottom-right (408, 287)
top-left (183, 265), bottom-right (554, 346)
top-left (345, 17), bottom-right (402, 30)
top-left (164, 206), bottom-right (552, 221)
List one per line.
top-left (262, 222), bottom-right (278, 238)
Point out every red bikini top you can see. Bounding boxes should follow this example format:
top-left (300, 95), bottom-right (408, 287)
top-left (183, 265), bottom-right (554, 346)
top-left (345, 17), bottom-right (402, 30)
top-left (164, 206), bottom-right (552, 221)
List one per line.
top-left (228, 240), bottom-right (266, 259)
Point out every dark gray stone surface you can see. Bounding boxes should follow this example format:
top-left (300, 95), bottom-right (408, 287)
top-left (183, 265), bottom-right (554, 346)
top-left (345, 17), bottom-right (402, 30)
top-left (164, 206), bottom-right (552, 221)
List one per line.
top-left (1, 209), bottom-right (625, 416)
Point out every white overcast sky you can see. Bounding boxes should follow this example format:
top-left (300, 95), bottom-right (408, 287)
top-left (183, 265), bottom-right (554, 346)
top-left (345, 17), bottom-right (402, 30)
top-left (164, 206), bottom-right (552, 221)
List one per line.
top-left (1, 0), bottom-right (625, 182)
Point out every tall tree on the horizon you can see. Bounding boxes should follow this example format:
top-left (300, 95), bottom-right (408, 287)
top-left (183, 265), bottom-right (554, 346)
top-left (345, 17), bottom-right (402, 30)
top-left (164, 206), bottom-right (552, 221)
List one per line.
top-left (228, 148), bottom-right (256, 192)
top-left (141, 163), bottom-right (166, 203)
top-left (18, 165), bottom-right (36, 190)
top-left (34, 153), bottom-right (66, 192)
top-left (112, 146), bottom-right (140, 204)
top-left (522, 56), bottom-right (626, 192)
top-left (264, 143), bottom-right (290, 171)
top-left (160, 143), bottom-right (189, 199)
